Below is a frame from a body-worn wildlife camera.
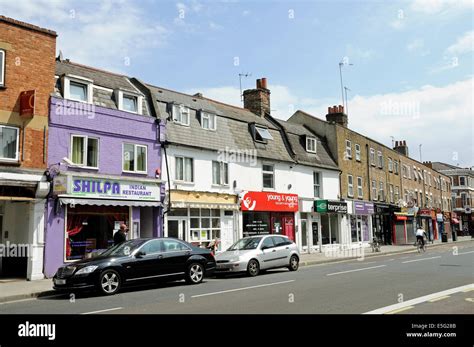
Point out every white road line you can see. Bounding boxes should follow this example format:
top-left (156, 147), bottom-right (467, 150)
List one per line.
top-left (364, 283), bottom-right (474, 314)
top-left (81, 307), bottom-right (123, 315)
top-left (458, 250), bottom-right (474, 255)
top-left (402, 256), bottom-right (441, 264)
top-left (191, 280), bottom-right (295, 298)
top-left (326, 265), bottom-right (386, 276)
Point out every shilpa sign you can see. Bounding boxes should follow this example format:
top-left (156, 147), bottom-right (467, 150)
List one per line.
top-left (240, 191), bottom-right (298, 212)
top-left (69, 177), bottom-right (160, 201)
top-left (315, 200), bottom-right (348, 214)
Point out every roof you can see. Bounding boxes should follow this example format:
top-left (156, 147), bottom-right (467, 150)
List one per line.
top-left (431, 162), bottom-right (462, 171)
top-left (0, 15), bottom-right (57, 37)
top-left (275, 119), bottom-right (338, 170)
top-left (431, 162), bottom-right (474, 175)
top-left (54, 60), bottom-right (150, 116)
top-left (145, 84), bottom-right (294, 163)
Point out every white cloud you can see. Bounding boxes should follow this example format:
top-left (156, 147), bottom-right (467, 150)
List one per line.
top-left (345, 45), bottom-right (376, 61)
top-left (410, 0), bottom-right (473, 14)
top-left (446, 31), bottom-right (474, 55)
top-left (189, 78), bottom-right (473, 166)
top-left (407, 39), bottom-right (430, 56)
top-left (0, 0), bottom-right (170, 72)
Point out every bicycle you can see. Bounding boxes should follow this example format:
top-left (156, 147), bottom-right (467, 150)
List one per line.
top-left (416, 239), bottom-right (426, 253)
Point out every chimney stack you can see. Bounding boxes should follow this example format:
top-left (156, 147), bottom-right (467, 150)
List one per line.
top-left (393, 140), bottom-right (409, 156)
top-left (325, 104), bottom-right (348, 127)
top-left (243, 78), bottom-right (271, 117)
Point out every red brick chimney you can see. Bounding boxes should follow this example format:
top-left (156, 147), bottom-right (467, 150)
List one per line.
top-left (393, 140), bottom-right (409, 156)
top-left (326, 104), bottom-right (348, 127)
top-left (243, 78), bottom-right (270, 117)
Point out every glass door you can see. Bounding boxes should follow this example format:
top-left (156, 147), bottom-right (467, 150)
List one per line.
top-left (301, 219), bottom-right (308, 253)
top-left (167, 219), bottom-right (187, 241)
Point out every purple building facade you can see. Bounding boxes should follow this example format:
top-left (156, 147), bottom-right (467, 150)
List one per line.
top-left (43, 60), bottom-right (164, 277)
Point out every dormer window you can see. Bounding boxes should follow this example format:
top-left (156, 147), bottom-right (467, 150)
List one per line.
top-left (63, 75), bottom-right (93, 103)
top-left (251, 124), bottom-right (273, 143)
top-left (116, 90), bottom-right (143, 114)
top-left (306, 137), bottom-right (317, 153)
top-left (172, 104), bottom-right (190, 126)
top-left (201, 111), bottom-right (216, 130)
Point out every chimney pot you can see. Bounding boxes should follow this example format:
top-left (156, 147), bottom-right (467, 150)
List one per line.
top-left (256, 79), bottom-right (262, 89)
top-left (261, 78), bottom-right (267, 89)
top-left (338, 105), bottom-right (344, 113)
top-left (395, 141), bottom-right (399, 147)
top-left (328, 106), bottom-right (332, 114)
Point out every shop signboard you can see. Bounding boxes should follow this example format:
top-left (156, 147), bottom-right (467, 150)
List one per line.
top-left (240, 191), bottom-right (298, 212)
top-left (315, 200), bottom-right (347, 214)
top-left (68, 177), bottom-right (161, 201)
top-left (353, 201), bottom-right (374, 215)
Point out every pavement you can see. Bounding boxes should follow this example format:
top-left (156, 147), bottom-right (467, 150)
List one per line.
top-left (0, 239), bottom-right (472, 313)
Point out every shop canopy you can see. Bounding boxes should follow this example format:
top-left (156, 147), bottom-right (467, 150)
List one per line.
top-left (59, 198), bottom-right (162, 207)
top-left (171, 201), bottom-right (240, 210)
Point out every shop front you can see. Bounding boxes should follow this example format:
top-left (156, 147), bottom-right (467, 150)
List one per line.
top-left (314, 199), bottom-right (347, 249)
top-left (165, 190), bottom-right (239, 252)
top-left (350, 201), bottom-right (374, 244)
top-left (240, 191), bottom-right (298, 241)
top-left (373, 203), bottom-right (399, 245)
top-left (44, 174), bottom-right (163, 278)
top-left (298, 199), bottom-right (320, 253)
top-left (418, 208), bottom-right (438, 241)
top-left (393, 207), bottom-right (417, 244)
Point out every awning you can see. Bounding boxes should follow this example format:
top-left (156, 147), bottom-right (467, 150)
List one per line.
top-left (452, 218), bottom-right (460, 224)
top-left (171, 201), bottom-right (239, 210)
top-left (396, 216), bottom-right (408, 221)
top-left (60, 198), bottom-right (162, 207)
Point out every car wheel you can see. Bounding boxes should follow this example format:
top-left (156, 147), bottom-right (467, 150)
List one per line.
top-left (247, 259), bottom-right (260, 277)
top-left (98, 269), bottom-right (121, 295)
top-left (288, 255), bottom-right (299, 271)
top-left (186, 263), bottom-right (204, 284)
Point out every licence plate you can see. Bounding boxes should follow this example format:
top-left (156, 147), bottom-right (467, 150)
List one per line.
top-left (54, 279), bottom-right (66, 285)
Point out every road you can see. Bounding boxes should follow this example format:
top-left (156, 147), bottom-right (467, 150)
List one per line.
top-left (1, 242), bottom-right (473, 314)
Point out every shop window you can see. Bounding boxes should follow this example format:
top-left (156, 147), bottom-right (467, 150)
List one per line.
top-left (243, 211), bottom-right (270, 237)
top-left (0, 125), bottom-right (19, 161)
top-left (71, 135), bottom-right (99, 168)
top-left (357, 177), bottom-right (363, 198)
top-left (172, 104), bottom-right (190, 126)
top-left (262, 164), bottom-right (274, 189)
top-left (0, 49), bottom-right (4, 87)
top-left (201, 111), bottom-right (216, 130)
top-left (313, 172), bottom-right (321, 198)
top-left (355, 144), bottom-right (361, 161)
top-left (189, 208), bottom-right (221, 244)
top-left (123, 143), bottom-right (147, 173)
top-left (224, 210), bottom-right (234, 216)
top-left (212, 161), bottom-right (229, 185)
top-left (175, 156), bottom-right (193, 182)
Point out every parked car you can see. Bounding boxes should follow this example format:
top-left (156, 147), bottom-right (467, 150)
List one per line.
top-left (53, 238), bottom-right (216, 295)
top-left (214, 235), bottom-right (299, 277)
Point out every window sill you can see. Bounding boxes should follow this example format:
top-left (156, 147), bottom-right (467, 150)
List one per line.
top-left (262, 187), bottom-right (275, 191)
top-left (71, 165), bottom-right (99, 171)
top-left (122, 170), bottom-right (148, 175)
top-left (173, 121), bottom-right (190, 127)
top-left (174, 180), bottom-right (195, 186)
top-left (211, 184), bottom-right (230, 188)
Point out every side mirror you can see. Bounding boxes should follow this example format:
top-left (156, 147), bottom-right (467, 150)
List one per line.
top-left (261, 246), bottom-right (268, 251)
top-left (135, 251), bottom-right (146, 258)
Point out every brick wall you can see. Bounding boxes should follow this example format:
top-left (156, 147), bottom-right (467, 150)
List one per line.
top-left (0, 17), bottom-right (56, 169)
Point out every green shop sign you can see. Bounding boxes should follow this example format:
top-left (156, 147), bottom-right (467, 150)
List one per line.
top-left (314, 200), bottom-right (348, 214)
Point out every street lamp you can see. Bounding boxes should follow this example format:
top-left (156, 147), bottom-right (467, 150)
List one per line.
top-left (339, 59), bottom-right (353, 110)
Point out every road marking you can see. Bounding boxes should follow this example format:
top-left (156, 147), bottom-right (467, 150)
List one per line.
top-left (428, 296), bottom-right (450, 302)
top-left (463, 288), bottom-right (474, 293)
top-left (326, 265), bottom-right (386, 276)
top-left (386, 306), bottom-right (414, 314)
top-left (364, 283), bottom-right (474, 314)
top-left (458, 250), bottom-right (474, 255)
top-left (191, 280), bottom-right (295, 298)
top-left (402, 256), bottom-right (441, 264)
top-left (81, 307), bottom-right (123, 315)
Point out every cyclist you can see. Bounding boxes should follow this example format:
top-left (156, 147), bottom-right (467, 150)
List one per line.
top-left (415, 225), bottom-right (427, 249)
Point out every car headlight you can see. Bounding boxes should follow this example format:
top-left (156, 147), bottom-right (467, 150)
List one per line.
top-left (75, 266), bottom-right (98, 275)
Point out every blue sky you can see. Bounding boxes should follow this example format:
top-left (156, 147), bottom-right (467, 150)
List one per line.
top-left (1, 0), bottom-right (473, 166)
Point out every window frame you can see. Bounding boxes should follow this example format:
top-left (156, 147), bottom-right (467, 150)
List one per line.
top-left (262, 163), bottom-right (275, 189)
top-left (117, 90), bottom-right (143, 115)
top-left (63, 75), bottom-right (93, 104)
top-left (0, 125), bottom-right (20, 162)
top-left (306, 137), bottom-right (317, 153)
top-left (459, 176), bottom-right (466, 186)
top-left (370, 148), bottom-right (376, 166)
top-left (355, 144), bottom-right (361, 161)
top-left (212, 161), bottom-right (229, 186)
top-left (254, 125), bottom-right (273, 143)
top-left (175, 156), bottom-right (194, 183)
top-left (172, 104), bottom-right (191, 126)
top-left (371, 180), bottom-right (377, 201)
top-left (394, 160), bottom-right (399, 175)
top-left (70, 134), bottom-right (99, 169)
top-left (377, 151), bottom-right (383, 168)
top-left (201, 111), bottom-right (217, 131)
top-left (313, 171), bottom-right (321, 198)
top-left (357, 176), bottom-right (363, 199)
top-left (122, 143), bottom-right (148, 174)
top-left (379, 181), bottom-right (385, 201)
top-left (345, 140), bottom-right (352, 159)
top-left (389, 184), bottom-right (394, 203)
top-left (388, 158), bottom-right (393, 172)
top-left (347, 174), bottom-right (354, 197)
top-left (0, 49), bottom-right (5, 87)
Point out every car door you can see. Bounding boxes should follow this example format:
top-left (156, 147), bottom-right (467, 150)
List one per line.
top-left (272, 236), bottom-right (292, 267)
top-left (259, 236), bottom-right (278, 269)
top-left (160, 239), bottom-right (192, 276)
top-left (127, 240), bottom-right (165, 281)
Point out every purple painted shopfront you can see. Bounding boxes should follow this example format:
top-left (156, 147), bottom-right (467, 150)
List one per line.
top-left (44, 91), bottom-right (164, 277)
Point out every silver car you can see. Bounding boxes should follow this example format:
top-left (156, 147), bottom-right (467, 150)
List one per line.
top-left (215, 235), bottom-right (300, 276)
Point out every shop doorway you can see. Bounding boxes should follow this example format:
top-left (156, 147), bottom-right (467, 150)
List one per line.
top-left (167, 219), bottom-right (187, 241)
top-left (312, 221), bottom-right (319, 248)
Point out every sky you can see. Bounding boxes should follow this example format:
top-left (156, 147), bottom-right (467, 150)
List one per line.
top-left (1, 0), bottom-right (472, 167)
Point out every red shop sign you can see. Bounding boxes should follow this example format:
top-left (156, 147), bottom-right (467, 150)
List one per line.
top-left (241, 191), bottom-right (299, 212)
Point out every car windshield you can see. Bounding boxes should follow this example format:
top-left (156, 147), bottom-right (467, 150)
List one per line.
top-left (100, 240), bottom-right (144, 257)
top-left (228, 237), bottom-right (262, 251)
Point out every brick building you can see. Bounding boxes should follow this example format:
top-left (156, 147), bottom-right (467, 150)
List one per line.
top-left (0, 16), bottom-right (56, 280)
top-left (289, 105), bottom-right (452, 245)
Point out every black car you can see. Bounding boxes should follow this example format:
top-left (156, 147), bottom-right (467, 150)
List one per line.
top-left (53, 238), bottom-right (216, 295)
